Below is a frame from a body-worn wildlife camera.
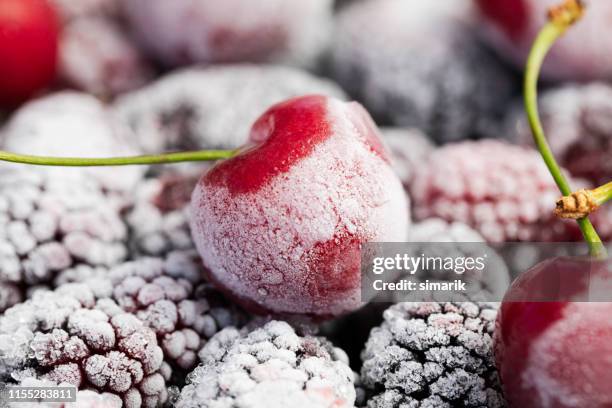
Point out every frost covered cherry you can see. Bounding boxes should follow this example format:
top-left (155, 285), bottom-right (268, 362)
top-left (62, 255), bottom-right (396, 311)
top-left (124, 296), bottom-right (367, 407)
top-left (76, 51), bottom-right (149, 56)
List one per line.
top-left (476, 0), bottom-right (612, 81)
top-left (121, 0), bottom-right (333, 67)
top-left (495, 257), bottom-right (612, 408)
top-left (190, 95), bottom-right (409, 318)
top-left (0, 0), bottom-right (59, 108)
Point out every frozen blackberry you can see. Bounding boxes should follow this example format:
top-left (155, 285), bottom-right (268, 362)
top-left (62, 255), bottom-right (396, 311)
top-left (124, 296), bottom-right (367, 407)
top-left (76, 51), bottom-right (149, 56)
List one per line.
top-left (126, 171), bottom-right (199, 257)
top-left (330, 0), bottom-right (516, 143)
top-left (104, 255), bottom-right (246, 372)
top-left (380, 127), bottom-right (433, 186)
top-left (0, 167), bottom-right (128, 307)
top-left (507, 82), bottom-right (612, 186)
top-left (113, 65), bottom-right (346, 153)
top-left (403, 219), bottom-right (511, 302)
top-left (360, 302), bottom-right (504, 408)
top-left (1, 92), bottom-right (145, 195)
top-left (0, 284), bottom-right (168, 407)
top-left (58, 17), bottom-right (152, 98)
top-left (12, 377), bottom-right (123, 407)
top-left (176, 320), bottom-right (356, 408)
top-left (121, 0), bottom-right (333, 68)
top-left (410, 140), bottom-right (583, 242)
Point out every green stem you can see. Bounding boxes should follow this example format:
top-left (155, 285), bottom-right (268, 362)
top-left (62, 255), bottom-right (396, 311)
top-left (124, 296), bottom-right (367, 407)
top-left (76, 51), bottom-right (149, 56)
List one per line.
top-left (525, 1), bottom-right (606, 258)
top-left (592, 181), bottom-right (612, 206)
top-left (0, 149), bottom-right (237, 167)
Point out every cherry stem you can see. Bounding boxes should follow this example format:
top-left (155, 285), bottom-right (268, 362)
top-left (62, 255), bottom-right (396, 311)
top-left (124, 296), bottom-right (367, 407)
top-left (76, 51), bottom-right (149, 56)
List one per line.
top-left (592, 181), bottom-right (612, 207)
top-left (525, 0), bottom-right (606, 258)
top-left (0, 149), bottom-right (237, 167)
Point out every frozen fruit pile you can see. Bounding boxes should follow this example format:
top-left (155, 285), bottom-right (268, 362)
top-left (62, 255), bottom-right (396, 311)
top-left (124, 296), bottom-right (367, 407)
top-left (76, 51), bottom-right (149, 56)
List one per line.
top-left (3, 0), bottom-right (612, 406)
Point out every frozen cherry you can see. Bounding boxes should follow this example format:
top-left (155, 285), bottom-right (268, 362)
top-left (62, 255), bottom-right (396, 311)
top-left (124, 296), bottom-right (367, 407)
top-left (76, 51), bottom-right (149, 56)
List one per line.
top-left (0, 0), bottom-right (59, 108)
top-left (495, 257), bottom-right (612, 407)
top-left (121, 0), bottom-right (333, 68)
top-left (476, 0), bottom-right (612, 81)
top-left (189, 95), bottom-right (409, 318)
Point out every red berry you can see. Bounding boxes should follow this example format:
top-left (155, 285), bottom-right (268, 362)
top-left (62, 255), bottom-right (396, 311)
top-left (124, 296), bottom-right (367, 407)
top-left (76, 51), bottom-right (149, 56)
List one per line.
top-left (495, 257), bottom-right (612, 407)
top-left (190, 95), bottom-right (409, 318)
top-left (410, 140), bottom-right (583, 242)
top-left (0, 0), bottom-right (59, 108)
top-left (476, 0), bottom-right (612, 81)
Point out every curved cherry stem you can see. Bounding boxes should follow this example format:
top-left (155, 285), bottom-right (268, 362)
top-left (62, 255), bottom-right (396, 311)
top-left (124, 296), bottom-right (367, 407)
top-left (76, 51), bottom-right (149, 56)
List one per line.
top-left (525, 0), bottom-right (606, 258)
top-left (0, 149), bottom-right (237, 167)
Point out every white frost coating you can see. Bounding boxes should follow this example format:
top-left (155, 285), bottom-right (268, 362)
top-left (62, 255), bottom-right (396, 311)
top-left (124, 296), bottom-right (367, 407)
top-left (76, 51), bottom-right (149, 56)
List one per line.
top-left (59, 17), bottom-right (152, 98)
top-left (0, 92), bottom-right (145, 193)
top-left (410, 140), bottom-right (582, 242)
top-left (177, 321), bottom-right (355, 408)
top-left (121, 0), bottom-right (333, 67)
top-left (0, 167), bottom-right (128, 289)
top-left (190, 98), bottom-right (408, 316)
top-left (522, 303), bottom-right (612, 408)
top-left (113, 65), bottom-right (346, 153)
top-left (0, 284), bottom-right (167, 407)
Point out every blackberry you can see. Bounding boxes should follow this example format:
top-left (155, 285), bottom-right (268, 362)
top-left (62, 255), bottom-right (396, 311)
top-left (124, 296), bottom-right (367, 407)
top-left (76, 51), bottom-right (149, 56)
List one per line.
top-left (105, 255), bottom-right (246, 371)
top-left (404, 219), bottom-right (511, 302)
top-left (121, 0), bottom-right (333, 68)
top-left (1, 92), bottom-right (145, 195)
top-left (330, 0), bottom-right (516, 143)
top-left (12, 377), bottom-right (123, 407)
top-left (381, 127), bottom-right (433, 187)
top-left (410, 140), bottom-right (583, 242)
top-left (58, 17), bottom-right (152, 98)
top-left (0, 284), bottom-right (168, 407)
top-left (360, 302), bottom-right (504, 408)
top-left (176, 320), bottom-right (356, 408)
top-left (0, 167), bottom-right (128, 310)
top-left (507, 82), bottom-right (612, 185)
top-left (113, 65), bottom-right (346, 153)
top-left (126, 170), bottom-right (199, 257)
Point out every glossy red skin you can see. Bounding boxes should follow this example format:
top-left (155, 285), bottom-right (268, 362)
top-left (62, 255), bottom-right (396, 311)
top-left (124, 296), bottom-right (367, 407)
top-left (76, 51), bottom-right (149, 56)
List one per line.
top-left (0, 0), bottom-right (59, 108)
top-left (495, 257), bottom-right (612, 408)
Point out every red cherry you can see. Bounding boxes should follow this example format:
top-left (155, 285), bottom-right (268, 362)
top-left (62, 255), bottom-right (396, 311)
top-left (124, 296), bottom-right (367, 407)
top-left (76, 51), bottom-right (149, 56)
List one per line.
top-left (495, 256), bottom-right (612, 407)
top-left (190, 95), bottom-right (408, 318)
top-left (0, 0), bottom-right (59, 108)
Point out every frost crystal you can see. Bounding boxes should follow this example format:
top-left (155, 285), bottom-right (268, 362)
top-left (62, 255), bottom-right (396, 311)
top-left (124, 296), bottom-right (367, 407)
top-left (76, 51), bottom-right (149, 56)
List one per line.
top-left (0, 284), bottom-right (167, 407)
top-left (176, 321), bottom-right (356, 408)
top-left (113, 65), bottom-right (346, 153)
top-left (360, 302), bottom-right (505, 407)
